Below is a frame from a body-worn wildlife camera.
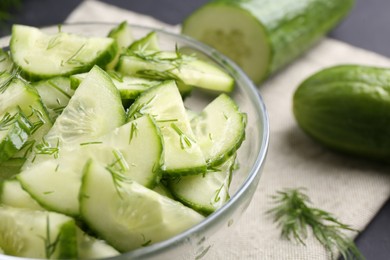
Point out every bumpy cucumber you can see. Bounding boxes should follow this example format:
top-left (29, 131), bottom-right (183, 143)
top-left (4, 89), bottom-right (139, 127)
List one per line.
top-left (80, 160), bottom-right (204, 252)
top-left (293, 65), bottom-right (390, 162)
top-left (10, 24), bottom-right (117, 80)
top-left (0, 206), bottom-right (78, 259)
top-left (127, 80), bottom-right (207, 175)
top-left (182, 0), bottom-right (354, 84)
top-left (117, 50), bottom-right (234, 92)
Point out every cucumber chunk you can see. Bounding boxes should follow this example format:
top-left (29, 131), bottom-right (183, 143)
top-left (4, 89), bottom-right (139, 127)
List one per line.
top-left (128, 31), bottom-right (160, 52)
top-left (0, 49), bottom-right (14, 74)
top-left (117, 50), bottom-right (234, 92)
top-left (0, 179), bottom-right (44, 210)
top-left (27, 65), bottom-right (125, 165)
top-left (128, 80), bottom-right (207, 175)
top-left (191, 93), bottom-right (246, 166)
top-left (77, 231), bottom-right (119, 259)
top-left (0, 72), bottom-right (52, 160)
top-left (10, 24), bottom-right (117, 80)
top-left (182, 0), bottom-right (354, 84)
top-left (106, 21), bottom-right (134, 70)
top-left (0, 111), bottom-right (32, 163)
top-left (80, 160), bottom-right (205, 252)
top-left (70, 71), bottom-right (162, 100)
top-left (19, 116), bottom-right (163, 216)
top-left (169, 154), bottom-right (236, 215)
top-left (0, 206), bottom-right (78, 259)
top-left (0, 158), bottom-right (25, 180)
top-left (32, 77), bottom-right (75, 121)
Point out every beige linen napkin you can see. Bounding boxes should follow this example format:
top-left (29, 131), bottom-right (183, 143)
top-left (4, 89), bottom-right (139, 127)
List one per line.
top-left (67, 1), bottom-right (390, 259)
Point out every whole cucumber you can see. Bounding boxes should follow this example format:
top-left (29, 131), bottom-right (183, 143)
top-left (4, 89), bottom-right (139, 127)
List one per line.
top-left (293, 65), bottom-right (390, 162)
top-left (182, 0), bottom-right (354, 84)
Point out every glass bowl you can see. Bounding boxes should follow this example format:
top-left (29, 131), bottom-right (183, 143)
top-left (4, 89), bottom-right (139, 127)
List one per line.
top-left (0, 23), bottom-right (269, 259)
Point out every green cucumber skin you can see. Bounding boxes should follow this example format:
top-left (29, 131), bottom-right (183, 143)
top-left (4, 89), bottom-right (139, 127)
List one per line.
top-left (0, 113), bottom-right (32, 163)
top-left (183, 0), bottom-right (354, 83)
top-left (57, 220), bottom-right (78, 259)
top-left (293, 65), bottom-right (390, 162)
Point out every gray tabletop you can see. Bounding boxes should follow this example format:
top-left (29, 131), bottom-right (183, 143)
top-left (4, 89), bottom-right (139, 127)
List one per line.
top-left (1, 0), bottom-right (390, 259)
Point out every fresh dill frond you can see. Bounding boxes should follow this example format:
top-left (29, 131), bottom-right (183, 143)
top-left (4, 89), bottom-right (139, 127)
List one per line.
top-left (0, 112), bottom-right (17, 131)
top-left (34, 138), bottom-right (60, 159)
top-left (171, 122), bottom-right (194, 150)
top-left (268, 188), bottom-right (364, 260)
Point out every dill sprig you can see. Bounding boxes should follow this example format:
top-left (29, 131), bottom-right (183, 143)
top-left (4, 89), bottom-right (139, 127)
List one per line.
top-left (0, 112), bottom-right (17, 131)
top-left (40, 215), bottom-right (61, 259)
top-left (105, 150), bottom-right (130, 199)
top-left (268, 188), bottom-right (364, 260)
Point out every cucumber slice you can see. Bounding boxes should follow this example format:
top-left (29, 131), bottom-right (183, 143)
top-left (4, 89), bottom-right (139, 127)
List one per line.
top-left (0, 111), bottom-right (32, 163)
top-left (0, 72), bottom-right (52, 160)
top-left (191, 93), bottom-right (246, 166)
top-left (117, 50), bottom-right (234, 92)
top-left (0, 179), bottom-right (44, 210)
top-left (182, 0), bottom-right (354, 84)
top-left (33, 77), bottom-right (75, 121)
top-left (127, 80), bottom-right (207, 175)
top-left (77, 231), bottom-right (119, 259)
top-left (70, 71), bottom-right (162, 100)
top-left (106, 21), bottom-right (134, 70)
top-left (10, 24), bottom-right (117, 80)
top-left (0, 206), bottom-right (78, 259)
top-left (80, 160), bottom-right (205, 252)
top-left (0, 158), bottom-right (25, 181)
top-left (128, 31), bottom-right (160, 52)
top-left (27, 65), bottom-right (125, 165)
top-left (169, 154), bottom-right (235, 215)
top-left (0, 49), bottom-right (13, 74)
top-left (19, 115), bottom-right (162, 216)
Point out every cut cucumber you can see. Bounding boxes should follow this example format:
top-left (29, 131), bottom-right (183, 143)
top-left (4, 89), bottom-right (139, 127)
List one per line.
top-left (70, 71), bottom-right (162, 100)
top-left (32, 76), bottom-right (75, 121)
top-left (117, 50), bottom-right (234, 92)
top-left (27, 65), bottom-right (125, 165)
top-left (0, 179), bottom-right (44, 210)
top-left (0, 206), bottom-right (78, 259)
top-left (19, 115), bottom-right (163, 216)
top-left (182, 0), bottom-right (355, 84)
top-left (77, 231), bottom-right (119, 259)
top-left (127, 80), bottom-right (207, 175)
top-left (106, 21), bottom-right (134, 70)
top-left (0, 111), bottom-right (32, 163)
top-left (0, 72), bottom-right (52, 160)
top-left (169, 154), bottom-right (236, 215)
top-left (80, 160), bottom-right (205, 252)
top-left (10, 24), bottom-right (117, 80)
top-left (0, 158), bottom-right (25, 181)
top-left (0, 49), bottom-right (13, 74)
top-left (191, 93), bottom-right (246, 166)
top-left (128, 31), bottom-right (160, 52)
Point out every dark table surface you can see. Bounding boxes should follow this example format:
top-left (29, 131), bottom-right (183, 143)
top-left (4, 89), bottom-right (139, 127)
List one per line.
top-left (1, 0), bottom-right (390, 259)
